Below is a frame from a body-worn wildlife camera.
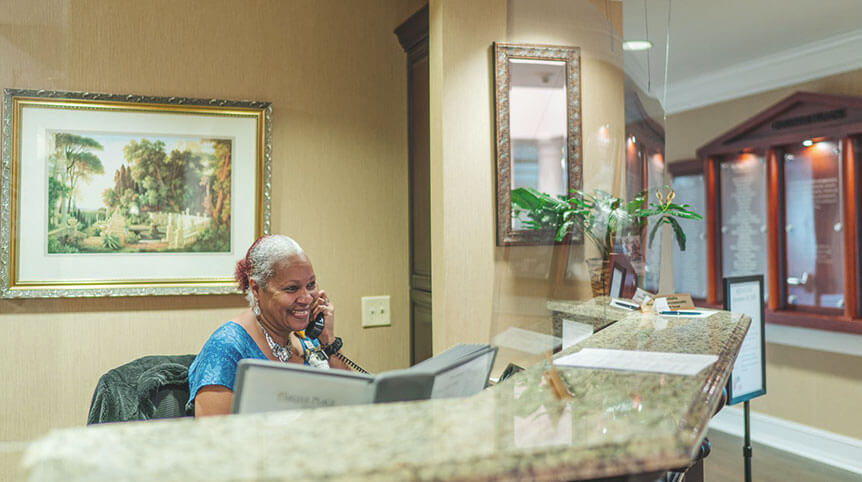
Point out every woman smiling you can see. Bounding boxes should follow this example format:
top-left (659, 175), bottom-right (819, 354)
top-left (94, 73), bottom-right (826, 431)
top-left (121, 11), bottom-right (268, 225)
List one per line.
top-left (188, 234), bottom-right (350, 417)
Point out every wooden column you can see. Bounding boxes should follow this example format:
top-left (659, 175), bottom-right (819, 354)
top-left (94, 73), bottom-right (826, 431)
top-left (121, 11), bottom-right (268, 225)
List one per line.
top-left (766, 149), bottom-right (782, 311)
top-left (706, 157), bottom-right (719, 305)
top-left (395, 5), bottom-right (432, 364)
top-left (842, 136), bottom-right (859, 318)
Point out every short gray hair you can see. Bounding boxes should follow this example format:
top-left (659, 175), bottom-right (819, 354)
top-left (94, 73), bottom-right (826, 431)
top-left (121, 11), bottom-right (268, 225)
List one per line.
top-left (235, 235), bottom-right (306, 307)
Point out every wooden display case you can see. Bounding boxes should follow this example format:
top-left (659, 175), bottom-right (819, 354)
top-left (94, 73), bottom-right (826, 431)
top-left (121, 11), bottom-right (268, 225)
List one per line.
top-left (697, 92), bottom-right (862, 333)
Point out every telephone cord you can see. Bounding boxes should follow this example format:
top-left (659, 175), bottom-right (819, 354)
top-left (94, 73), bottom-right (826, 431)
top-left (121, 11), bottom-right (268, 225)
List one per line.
top-left (333, 352), bottom-right (368, 374)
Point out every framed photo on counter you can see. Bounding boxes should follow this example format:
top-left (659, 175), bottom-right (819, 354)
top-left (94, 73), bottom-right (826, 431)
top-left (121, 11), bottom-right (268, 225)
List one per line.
top-left (609, 253), bottom-right (637, 299)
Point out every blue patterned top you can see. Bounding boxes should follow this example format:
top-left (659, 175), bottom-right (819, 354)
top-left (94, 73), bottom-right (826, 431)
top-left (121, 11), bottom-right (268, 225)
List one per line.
top-left (186, 321), bottom-right (266, 413)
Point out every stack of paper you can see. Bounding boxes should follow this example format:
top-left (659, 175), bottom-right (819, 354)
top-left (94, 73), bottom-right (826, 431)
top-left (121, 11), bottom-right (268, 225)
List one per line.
top-left (554, 348), bottom-right (717, 376)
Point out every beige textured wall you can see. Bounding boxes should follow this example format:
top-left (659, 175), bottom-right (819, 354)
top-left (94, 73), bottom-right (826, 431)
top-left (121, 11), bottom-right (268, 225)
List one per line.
top-left (0, 0), bottom-right (425, 475)
top-left (429, 0), bottom-right (624, 370)
top-left (754, 344), bottom-right (861, 438)
top-left (429, 0), bottom-right (505, 351)
top-left (666, 70), bottom-right (862, 438)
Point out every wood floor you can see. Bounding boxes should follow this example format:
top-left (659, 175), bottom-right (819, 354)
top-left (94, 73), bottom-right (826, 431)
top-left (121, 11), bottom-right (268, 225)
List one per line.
top-left (703, 429), bottom-right (861, 481)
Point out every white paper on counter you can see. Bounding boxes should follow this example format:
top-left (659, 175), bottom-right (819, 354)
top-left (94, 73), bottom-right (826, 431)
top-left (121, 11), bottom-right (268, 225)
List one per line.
top-left (554, 348), bottom-right (718, 376)
top-left (654, 297), bottom-right (672, 312)
top-left (561, 319), bottom-right (593, 350)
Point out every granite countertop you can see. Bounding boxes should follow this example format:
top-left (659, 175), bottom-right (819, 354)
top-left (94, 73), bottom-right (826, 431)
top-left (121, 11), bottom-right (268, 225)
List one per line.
top-left (23, 310), bottom-right (750, 481)
top-left (547, 296), bottom-right (633, 332)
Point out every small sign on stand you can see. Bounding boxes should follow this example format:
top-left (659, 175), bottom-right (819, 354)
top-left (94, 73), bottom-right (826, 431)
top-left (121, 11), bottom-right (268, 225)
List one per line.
top-left (723, 275), bottom-right (767, 482)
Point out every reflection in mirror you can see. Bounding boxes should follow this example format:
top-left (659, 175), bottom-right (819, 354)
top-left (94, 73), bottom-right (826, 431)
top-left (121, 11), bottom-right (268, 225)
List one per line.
top-left (494, 43), bottom-right (582, 246)
top-left (509, 58), bottom-right (567, 232)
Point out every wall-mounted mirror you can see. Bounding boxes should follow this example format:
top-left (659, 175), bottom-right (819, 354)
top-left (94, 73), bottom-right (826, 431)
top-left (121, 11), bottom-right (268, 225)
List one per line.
top-left (493, 43), bottom-right (583, 246)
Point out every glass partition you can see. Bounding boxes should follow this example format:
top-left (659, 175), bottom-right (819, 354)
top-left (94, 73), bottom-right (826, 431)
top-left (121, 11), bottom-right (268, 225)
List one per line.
top-left (490, 0), bottom-right (672, 375)
top-left (644, 152), bottom-right (665, 292)
top-left (672, 173), bottom-right (707, 299)
top-left (625, 135), bottom-right (644, 202)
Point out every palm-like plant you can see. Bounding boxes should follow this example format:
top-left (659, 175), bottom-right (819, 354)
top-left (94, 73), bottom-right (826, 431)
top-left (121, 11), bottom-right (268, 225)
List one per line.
top-left (102, 233), bottom-right (121, 250)
top-left (51, 133), bottom-right (104, 227)
top-left (640, 187), bottom-right (703, 251)
top-left (510, 188), bottom-right (571, 233)
top-left (512, 186), bottom-right (702, 260)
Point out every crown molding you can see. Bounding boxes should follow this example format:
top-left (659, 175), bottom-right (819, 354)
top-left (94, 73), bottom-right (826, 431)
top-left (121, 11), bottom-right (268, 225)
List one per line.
top-left (664, 29), bottom-right (862, 114)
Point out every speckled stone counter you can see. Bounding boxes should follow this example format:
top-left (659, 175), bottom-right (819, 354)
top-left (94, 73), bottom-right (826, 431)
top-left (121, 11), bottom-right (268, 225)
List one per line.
top-left (548, 296), bottom-right (632, 337)
top-left (23, 310), bottom-right (750, 481)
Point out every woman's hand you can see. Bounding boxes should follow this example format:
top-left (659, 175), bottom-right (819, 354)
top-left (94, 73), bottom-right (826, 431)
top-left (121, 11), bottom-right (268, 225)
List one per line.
top-left (287, 332), bottom-right (305, 364)
top-left (312, 290), bottom-right (336, 346)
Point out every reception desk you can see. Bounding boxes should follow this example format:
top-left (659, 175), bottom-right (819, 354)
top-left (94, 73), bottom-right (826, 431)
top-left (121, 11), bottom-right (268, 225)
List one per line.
top-left (23, 308), bottom-right (749, 481)
top-left (548, 296), bottom-right (634, 338)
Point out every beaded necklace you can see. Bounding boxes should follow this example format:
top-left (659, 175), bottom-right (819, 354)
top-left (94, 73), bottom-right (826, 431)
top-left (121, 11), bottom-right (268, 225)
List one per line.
top-left (257, 319), bottom-right (292, 362)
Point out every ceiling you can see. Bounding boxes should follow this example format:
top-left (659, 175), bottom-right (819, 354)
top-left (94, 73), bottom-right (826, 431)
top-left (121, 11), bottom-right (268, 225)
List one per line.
top-left (621, 0), bottom-right (862, 114)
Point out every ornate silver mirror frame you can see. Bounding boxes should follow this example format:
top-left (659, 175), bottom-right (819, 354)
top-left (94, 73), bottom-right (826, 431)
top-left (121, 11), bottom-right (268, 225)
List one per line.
top-left (493, 43), bottom-right (583, 246)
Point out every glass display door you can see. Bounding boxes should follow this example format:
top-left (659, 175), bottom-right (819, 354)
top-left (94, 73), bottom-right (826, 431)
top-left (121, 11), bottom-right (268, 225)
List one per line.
top-left (719, 153), bottom-right (769, 301)
top-left (782, 139), bottom-right (844, 312)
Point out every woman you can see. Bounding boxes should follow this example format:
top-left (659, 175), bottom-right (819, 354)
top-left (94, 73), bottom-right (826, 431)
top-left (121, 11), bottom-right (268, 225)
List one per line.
top-left (188, 234), bottom-right (350, 417)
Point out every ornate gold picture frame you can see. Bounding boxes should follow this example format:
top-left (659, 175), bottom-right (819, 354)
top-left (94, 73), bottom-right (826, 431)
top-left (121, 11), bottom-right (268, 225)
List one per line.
top-left (1, 89), bottom-right (271, 297)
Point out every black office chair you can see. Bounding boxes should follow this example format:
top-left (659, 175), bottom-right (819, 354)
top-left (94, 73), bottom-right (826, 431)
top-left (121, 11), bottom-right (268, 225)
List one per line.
top-left (87, 354), bottom-right (196, 424)
top-left (663, 438), bottom-right (711, 482)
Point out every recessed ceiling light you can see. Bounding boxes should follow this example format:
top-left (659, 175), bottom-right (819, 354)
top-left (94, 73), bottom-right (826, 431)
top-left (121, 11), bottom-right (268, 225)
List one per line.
top-left (802, 139), bottom-right (813, 147)
top-left (623, 40), bottom-right (653, 51)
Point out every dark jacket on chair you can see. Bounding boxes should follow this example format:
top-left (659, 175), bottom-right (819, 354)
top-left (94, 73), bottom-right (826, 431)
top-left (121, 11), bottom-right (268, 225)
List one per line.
top-left (87, 354), bottom-right (197, 424)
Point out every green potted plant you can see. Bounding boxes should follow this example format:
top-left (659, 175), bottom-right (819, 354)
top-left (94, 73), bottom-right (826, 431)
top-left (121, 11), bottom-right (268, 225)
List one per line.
top-left (512, 186), bottom-right (702, 295)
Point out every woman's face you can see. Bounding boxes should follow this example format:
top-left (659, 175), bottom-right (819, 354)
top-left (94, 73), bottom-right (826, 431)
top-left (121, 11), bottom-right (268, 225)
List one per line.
top-left (255, 255), bottom-right (318, 333)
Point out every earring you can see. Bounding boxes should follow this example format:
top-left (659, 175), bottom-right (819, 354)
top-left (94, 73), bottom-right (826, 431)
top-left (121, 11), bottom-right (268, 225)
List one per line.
top-left (253, 300), bottom-right (261, 317)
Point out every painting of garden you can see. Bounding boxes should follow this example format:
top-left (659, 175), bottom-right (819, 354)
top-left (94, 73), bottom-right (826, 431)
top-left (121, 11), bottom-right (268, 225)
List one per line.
top-left (47, 132), bottom-right (232, 254)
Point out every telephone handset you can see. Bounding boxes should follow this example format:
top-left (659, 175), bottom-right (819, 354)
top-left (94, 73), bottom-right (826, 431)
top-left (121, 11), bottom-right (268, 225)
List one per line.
top-left (304, 311), bottom-right (326, 340)
top-left (302, 311), bottom-right (368, 373)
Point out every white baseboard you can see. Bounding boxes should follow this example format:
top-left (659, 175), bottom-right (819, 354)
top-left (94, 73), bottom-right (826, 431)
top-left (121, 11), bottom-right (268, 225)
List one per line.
top-left (709, 406), bottom-right (862, 475)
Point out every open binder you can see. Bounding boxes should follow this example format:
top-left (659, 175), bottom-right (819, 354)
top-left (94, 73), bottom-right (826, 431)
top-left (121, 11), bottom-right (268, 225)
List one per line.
top-left (232, 343), bottom-right (498, 414)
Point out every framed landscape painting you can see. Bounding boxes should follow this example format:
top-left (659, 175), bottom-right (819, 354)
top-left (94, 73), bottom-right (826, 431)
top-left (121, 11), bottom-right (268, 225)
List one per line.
top-left (1, 89), bottom-right (271, 297)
